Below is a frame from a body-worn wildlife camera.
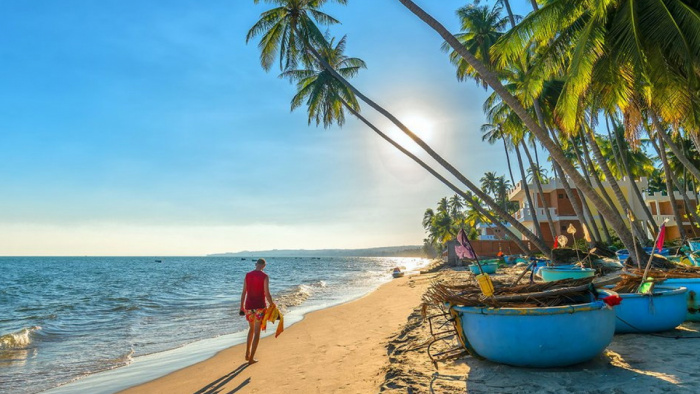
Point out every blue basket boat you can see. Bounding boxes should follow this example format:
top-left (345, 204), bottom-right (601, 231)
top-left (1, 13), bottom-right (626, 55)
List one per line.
top-left (451, 297), bottom-right (616, 367)
top-left (643, 246), bottom-right (670, 256)
top-left (616, 249), bottom-right (630, 261)
top-left (469, 262), bottom-right (499, 275)
top-left (504, 255), bottom-right (525, 265)
top-left (660, 278), bottom-right (700, 321)
top-left (688, 238), bottom-right (700, 252)
top-left (611, 286), bottom-right (688, 333)
top-left (539, 267), bottom-right (596, 282)
top-left (687, 252), bottom-right (700, 267)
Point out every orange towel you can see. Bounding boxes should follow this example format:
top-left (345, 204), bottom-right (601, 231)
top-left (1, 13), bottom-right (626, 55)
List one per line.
top-left (261, 305), bottom-right (284, 338)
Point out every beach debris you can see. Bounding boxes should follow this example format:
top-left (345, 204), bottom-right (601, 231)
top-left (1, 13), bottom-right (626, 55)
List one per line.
top-left (424, 276), bottom-right (619, 309)
top-left (612, 266), bottom-right (700, 293)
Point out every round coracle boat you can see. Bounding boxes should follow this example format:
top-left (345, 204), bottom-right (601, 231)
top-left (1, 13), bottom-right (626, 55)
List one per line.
top-left (611, 286), bottom-right (688, 333)
top-left (450, 294), bottom-right (616, 368)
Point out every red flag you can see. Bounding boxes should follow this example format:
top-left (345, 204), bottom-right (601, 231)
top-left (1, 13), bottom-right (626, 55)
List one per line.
top-left (455, 228), bottom-right (476, 259)
top-left (553, 236), bottom-right (559, 249)
top-left (656, 223), bottom-right (666, 252)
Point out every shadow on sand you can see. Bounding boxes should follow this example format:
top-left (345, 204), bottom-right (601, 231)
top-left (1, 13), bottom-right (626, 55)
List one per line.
top-left (194, 363), bottom-right (250, 394)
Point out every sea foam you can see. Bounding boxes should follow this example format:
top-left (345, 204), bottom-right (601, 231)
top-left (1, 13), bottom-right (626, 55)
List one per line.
top-left (0, 326), bottom-right (41, 350)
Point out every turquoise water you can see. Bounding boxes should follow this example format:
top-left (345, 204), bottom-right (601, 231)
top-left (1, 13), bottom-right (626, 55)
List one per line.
top-left (0, 256), bottom-right (428, 393)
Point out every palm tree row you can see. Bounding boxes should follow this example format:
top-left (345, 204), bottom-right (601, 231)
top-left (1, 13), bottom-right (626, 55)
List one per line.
top-left (247, 0), bottom-right (700, 265)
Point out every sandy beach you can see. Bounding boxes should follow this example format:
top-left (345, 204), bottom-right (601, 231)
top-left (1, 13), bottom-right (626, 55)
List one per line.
top-left (120, 272), bottom-right (438, 394)
top-left (119, 267), bottom-right (700, 394)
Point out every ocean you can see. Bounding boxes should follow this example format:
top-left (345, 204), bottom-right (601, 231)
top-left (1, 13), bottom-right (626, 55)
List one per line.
top-left (0, 256), bottom-right (429, 393)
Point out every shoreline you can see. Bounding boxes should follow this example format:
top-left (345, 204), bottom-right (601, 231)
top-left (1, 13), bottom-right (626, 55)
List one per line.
top-left (117, 271), bottom-right (437, 393)
top-left (42, 259), bottom-right (438, 394)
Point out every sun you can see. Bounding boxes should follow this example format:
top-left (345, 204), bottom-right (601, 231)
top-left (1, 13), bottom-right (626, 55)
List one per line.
top-left (384, 113), bottom-right (436, 155)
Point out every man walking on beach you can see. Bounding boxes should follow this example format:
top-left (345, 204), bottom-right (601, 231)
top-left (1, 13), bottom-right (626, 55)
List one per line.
top-left (240, 258), bottom-right (274, 365)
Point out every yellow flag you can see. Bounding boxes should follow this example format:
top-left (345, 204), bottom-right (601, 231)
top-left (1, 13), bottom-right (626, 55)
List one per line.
top-left (582, 224), bottom-right (592, 242)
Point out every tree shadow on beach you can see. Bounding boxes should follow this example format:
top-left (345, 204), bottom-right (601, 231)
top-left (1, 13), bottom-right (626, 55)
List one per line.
top-left (194, 363), bottom-right (250, 394)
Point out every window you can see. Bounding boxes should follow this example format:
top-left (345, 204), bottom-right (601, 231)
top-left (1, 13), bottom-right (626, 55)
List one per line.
top-left (558, 193), bottom-right (564, 199)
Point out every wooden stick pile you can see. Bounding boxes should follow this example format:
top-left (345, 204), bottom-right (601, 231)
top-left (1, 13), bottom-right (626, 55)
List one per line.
top-left (612, 266), bottom-right (700, 293)
top-left (424, 277), bottom-right (598, 308)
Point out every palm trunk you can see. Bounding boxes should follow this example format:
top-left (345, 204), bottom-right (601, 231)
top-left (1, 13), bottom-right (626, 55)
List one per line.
top-left (654, 115), bottom-right (700, 182)
top-left (673, 176), bottom-right (699, 238)
top-left (471, 201), bottom-right (532, 255)
top-left (609, 115), bottom-right (658, 234)
top-left (529, 0), bottom-right (539, 11)
top-left (536, 103), bottom-right (597, 243)
top-left (522, 142), bottom-right (557, 241)
top-left (583, 124), bottom-right (648, 242)
top-left (502, 0), bottom-right (516, 29)
top-left (649, 132), bottom-right (689, 240)
top-left (396, 0), bottom-right (640, 259)
top-left (502, 136), bottom-right (516, 186)
top-left (657, 133), bottom-right (687, 239)
top-left (575, 139), bottom-right (613, 243)
top-left (604, 116), bottom-right (624, 179)
top-left (305, 42), bottom-right (551, 254)
top-left (552, 160), bottom-right (598, 243)
top-left (341, 101), bottom-right (551, 255)
top-left (515, 141), bottom-right (544, 240)
top-left (579, 139), bottom-right (621, 228)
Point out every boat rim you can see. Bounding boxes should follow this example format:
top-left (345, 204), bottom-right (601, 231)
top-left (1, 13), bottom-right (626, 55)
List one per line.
top-left (451, 299), bottom-right (611, 316)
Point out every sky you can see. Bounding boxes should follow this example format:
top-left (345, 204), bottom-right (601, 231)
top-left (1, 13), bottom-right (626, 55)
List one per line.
top-left (0, 1), bottom-right (534, 256)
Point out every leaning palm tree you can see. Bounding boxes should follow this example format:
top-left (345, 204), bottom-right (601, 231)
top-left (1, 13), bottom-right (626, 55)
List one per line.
top-left (248, 1), bottom-right (553, 254)
top-left (395, 0), bottom-right (700, 259)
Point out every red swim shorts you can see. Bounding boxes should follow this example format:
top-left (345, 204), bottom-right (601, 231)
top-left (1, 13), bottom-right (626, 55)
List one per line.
top-left (245, 308), bottom-right (266, 323)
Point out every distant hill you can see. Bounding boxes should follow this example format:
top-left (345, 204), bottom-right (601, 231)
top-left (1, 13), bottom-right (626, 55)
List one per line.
top-left (208, 245), bottom-right (425, 258)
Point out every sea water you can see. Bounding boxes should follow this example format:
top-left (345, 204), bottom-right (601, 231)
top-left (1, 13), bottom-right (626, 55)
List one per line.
top-left (0, 256), bottom-right (428, 393)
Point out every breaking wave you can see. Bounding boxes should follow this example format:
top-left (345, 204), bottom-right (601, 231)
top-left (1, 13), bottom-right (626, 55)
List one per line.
top-left (0, 326), bottom-right (41, 350)
top-left (274, 280), bottom-right (327, 309)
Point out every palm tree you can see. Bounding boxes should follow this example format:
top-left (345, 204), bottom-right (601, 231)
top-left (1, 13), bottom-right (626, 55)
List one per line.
top-left (481, 122), bottom-right (516, 185)
top-left (448, 194), bottom-right (465, 219)
top-left (606, 115), bottom-right (658, 233)
top-left (422, 208), bottom-right (435, 231)
top-left (650, 132), bottom-right (687, 239)
top-left (480, 171), bottom-right (499, 198)
top-left (526, 164), bottom-right (548, 184)
top-left (282, 35), bottom-right (363, 127)
top-left (249, 0), bottom-right (554, 254)
top-left (442, 3), bottom-right (509, 88)
top-left (247, 0), bottom-right (347, 72)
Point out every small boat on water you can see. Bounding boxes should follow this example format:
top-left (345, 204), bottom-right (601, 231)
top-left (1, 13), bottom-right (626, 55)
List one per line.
top-left (154, 259), bottom-right (162, 263)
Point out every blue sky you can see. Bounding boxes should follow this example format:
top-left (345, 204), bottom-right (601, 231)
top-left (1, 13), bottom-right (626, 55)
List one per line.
top-left (0, 1), bottom-right (533, 255)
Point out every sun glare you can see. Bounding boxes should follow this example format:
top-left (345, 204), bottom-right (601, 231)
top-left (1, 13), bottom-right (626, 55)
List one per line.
top-left (386, 113), bottom-right (435, 155)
